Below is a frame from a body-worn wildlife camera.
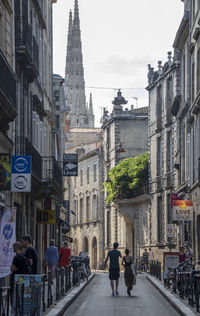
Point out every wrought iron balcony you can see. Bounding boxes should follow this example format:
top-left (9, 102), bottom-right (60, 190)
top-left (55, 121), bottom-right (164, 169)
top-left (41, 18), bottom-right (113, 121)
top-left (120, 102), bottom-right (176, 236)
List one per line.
top-left (156, 176), bottom-right (163, 191)
top-left (15, 17), bottom-right (32, 63)
top-left (15, 137), bottom-right (42, 181)
top-left (42, 157), bottom-right (63, 191)
top-left (0, 49), bottom-right (17, 130)
top-left (15, 17), bottom-right (39, 81)
top-left (165, 172), bottom-right (174, 188)
top-left (32, 36), bottom-right (39, 75)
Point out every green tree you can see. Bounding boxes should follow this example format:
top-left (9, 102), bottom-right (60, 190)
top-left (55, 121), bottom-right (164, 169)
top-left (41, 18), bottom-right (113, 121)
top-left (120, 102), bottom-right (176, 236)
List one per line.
top-left (104, 152), bottom-right (149, 203)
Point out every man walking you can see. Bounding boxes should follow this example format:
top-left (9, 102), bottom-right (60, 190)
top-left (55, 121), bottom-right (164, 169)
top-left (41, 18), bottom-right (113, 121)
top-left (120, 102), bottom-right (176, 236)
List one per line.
top-left (104, 242), bottom-right (122, 296)
top-left (59, 241), bottom-right (71, 267)
top-left (45, 239), bottom-right (59, 283)
top-left (22, 235), bottom-right (38, 274)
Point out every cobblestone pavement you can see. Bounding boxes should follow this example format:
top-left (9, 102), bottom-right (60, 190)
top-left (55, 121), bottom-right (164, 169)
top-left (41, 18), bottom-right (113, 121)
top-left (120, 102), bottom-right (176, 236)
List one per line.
top-left (64, 273), bottom-right (180, 316)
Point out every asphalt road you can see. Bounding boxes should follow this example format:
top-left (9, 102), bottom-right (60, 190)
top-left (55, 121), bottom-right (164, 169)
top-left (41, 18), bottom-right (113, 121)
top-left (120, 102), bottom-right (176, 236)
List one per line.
top-left (64, 273), bottom-right (180, 316)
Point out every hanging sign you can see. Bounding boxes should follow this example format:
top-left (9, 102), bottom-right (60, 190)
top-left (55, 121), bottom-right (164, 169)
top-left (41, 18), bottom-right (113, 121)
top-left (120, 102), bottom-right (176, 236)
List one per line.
top-left (36, 209), bottom-right (56, 224)
top-left (0, 207), bottom-right (16, 278)
top-left (172, 200), bottom-right (193, 221)
top-left (11, 156), bottom-right (31, 192)
top-left (63, 154), bottom-right (78, 176)
top-left (166, 224), bottom-right (175, 238)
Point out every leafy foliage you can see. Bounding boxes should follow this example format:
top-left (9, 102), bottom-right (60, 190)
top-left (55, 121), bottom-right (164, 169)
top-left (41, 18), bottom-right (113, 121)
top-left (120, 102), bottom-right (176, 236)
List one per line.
top-left (104, 152), bottom-right (149, 203)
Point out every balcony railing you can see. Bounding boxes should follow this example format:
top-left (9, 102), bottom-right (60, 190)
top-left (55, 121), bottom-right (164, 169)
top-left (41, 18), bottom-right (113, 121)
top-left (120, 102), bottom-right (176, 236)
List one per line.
top-left (15, 137), bottom-right (42, 180)
top-left (0, 49), bottom-right (17, 128)
top-left (32, 35), bottom-right (39, 75)
top-left (165, 172), bottom-right (174, 188)
top-left (156, 176), bottom-right (163, 191)
top-left (15, 17), bottom-right (32, 62)
top-left (42, 157), bottom-right (63, 190)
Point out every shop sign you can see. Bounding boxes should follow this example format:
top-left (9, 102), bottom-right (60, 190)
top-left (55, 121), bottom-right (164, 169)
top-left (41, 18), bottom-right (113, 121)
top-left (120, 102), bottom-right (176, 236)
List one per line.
top-left (36, 209), bottom-right (56, 224)
top-left (63, 154), bottom-right (78, 176)
top-left (163, 252), bottom-right (180, 279)
top-left (172, 200), bottom-right (193, 221)
top-left (166, 224), bottom-right (175, 238)
top-left (0, 153), bottom-right (11, 191)
top-left (11, 156), bottom-right (31, 192)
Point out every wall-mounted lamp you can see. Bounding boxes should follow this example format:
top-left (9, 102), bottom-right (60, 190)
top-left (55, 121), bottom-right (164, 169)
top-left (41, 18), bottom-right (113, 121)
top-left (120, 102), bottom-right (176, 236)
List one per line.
top-left (116, 143), bottom-right (125, 153)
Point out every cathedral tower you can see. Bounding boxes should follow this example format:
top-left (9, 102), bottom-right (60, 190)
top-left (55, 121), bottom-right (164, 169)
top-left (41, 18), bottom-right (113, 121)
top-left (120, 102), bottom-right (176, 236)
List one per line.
top-left (65, 0), bottom-right (94, 128)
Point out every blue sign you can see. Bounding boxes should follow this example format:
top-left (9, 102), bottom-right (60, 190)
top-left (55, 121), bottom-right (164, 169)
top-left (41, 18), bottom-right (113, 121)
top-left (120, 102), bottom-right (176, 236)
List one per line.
top-left (12, 156), bottom-right (31, 174)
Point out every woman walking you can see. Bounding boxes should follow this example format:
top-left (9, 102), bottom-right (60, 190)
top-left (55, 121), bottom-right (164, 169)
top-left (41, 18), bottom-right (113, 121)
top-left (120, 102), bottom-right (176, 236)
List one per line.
top-left (122, 249), bottom-right (135, 296)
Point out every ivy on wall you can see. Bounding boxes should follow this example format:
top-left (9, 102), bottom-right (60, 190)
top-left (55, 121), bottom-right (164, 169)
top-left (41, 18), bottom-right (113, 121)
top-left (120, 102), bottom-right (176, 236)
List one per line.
top-left (104, 152), bottom-right (149, 203)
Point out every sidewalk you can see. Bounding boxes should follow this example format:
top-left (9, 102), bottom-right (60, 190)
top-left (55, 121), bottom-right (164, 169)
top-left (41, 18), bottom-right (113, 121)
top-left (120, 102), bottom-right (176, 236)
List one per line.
top-left (44, 274), bottom-right (95, 316)
top-left (146, 274), bottom-right (197, 316)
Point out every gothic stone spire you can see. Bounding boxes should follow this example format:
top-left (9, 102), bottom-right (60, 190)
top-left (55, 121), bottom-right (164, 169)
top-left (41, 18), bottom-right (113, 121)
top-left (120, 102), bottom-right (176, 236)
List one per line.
top-left (65, 0), bottom-right (94, 128)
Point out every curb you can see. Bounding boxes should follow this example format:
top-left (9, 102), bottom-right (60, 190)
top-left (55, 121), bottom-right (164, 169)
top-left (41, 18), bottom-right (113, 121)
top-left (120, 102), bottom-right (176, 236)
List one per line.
top-left (146, 275), bottom-right (196, 316)
top-left (46, 274), bottom-right (95, 316)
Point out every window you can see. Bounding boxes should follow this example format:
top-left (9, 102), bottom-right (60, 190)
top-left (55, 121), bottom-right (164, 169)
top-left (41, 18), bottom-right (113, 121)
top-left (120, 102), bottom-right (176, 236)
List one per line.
top-left (74, 177), bottom-right (76, 188)
top-left (87, 167), bottom-right (90, 184)
top-left (192, 61), bottom-right (195, 102)
top-left (86, 196), bottom-right (90, 221)
top-left (166, 131), bottom-right (172, 172)
top-left (166, 77), bottom-right (173, 120)
top-left (166, 77), bottom-right (173, 105)
top-left (73, 200), bottom-right (77, 225)
top-left (156, 85), bottom-right (162, 129)
top-left (167, 194), bottom-right (172, 224)
top-left (80, 169), bottom-right (83, 186)
top-left (157, 196), bottom-right (163, 243)
top-left (92, 195), bottom-right (97, 221)
top-left (197, 48), bottom-right (200, 93)
top-left (181, 122), bottom-right (186, 184)
top-left (107, 210), bottom-right (111, 247)
top-left (80, 198), bottom-right (83, 223)
top-left (106, 127), bottom-right (110, 149)
top-left (156, 136), bottom-right (162, 176)
top-left (182, 54), bottom-right (186, 101)
top-left (94, 164), bottom-right (97, 182)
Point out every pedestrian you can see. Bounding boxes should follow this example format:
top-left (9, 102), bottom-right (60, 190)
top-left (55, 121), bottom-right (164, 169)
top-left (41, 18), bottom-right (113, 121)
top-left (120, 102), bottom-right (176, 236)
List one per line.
top-left (122, 249), bottom-right (135, 296)
top-left (179, 246), bottom-right (186, 263)
top-left (45, 239), bottom-right (59, 284)
top-left (59, 241), bottom-right (71, 267)
top-left (10, 242), bottom-right (31, 303)
top-left (21, 235), bottom-right (38, 274)
top-left (142, 248), bottom-right (149, 272)
top-left (185, 243), bottom-right (193, 262)
top-left (148, 247), bottom-right (154, 268)
top-left (104, 242), bottom-right (122, 296)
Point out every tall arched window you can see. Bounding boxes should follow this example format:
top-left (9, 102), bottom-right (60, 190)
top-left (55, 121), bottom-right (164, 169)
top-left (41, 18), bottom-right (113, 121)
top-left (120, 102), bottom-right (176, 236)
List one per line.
top-left (80, 198), bottom-right (83, 223)
top-left (92, 195), bottom-right (97, 221)
top-left (86, 196), bottom-right (90, 222)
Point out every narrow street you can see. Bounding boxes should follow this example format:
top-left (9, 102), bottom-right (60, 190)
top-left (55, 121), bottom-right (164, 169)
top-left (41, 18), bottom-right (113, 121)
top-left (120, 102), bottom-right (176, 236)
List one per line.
top-left (64, 273), bottom-right (180, 316)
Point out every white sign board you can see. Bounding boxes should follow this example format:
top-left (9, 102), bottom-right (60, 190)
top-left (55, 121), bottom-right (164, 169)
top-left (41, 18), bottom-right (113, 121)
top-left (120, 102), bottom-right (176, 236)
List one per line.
top-left (163, 252), bottom-right (180, 279)
top-left (166, 224), bottom-right (175, 238)
top-left (172, 200), bottom-right (193, 221)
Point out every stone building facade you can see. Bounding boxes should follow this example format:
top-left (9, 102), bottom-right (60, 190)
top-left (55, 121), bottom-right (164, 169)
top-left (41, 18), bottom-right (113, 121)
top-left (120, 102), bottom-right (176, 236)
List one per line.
top-left (172, 0), bottom-right (200, 260)
top-left (0, 0), bottom-right (70, 279)
top-left (65, 133), bottom-right (105, 269)
top-left (0, 0), bottom-right (16, 211)
top-left (101, 91), bottom-right (149, 258)
top-left (146, 52), bottom-right (180, 261)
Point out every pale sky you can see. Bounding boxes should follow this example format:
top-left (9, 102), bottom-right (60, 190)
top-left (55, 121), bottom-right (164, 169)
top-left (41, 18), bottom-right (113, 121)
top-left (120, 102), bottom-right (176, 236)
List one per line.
top-left (53, 0), bottom-right (184, 127)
